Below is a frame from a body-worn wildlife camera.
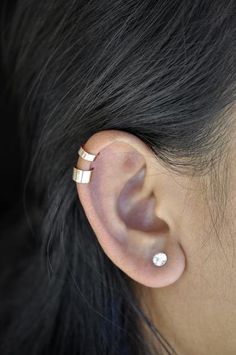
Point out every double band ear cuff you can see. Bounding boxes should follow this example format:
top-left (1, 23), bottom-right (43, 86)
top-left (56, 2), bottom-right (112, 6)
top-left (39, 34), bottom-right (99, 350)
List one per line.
top-left (72, 146), bottom-right (98, 184)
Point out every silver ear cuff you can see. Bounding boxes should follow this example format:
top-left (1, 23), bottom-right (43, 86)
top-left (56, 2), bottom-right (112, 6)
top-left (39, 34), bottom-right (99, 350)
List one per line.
top-left (77, 146), bottom-right (97, 162)
top-left (72, 146), bottom-right (98, 183)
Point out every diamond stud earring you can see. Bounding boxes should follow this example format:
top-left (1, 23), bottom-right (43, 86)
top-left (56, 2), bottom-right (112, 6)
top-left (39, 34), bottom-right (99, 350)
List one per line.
top-left (152, 252), bottom-right (168, 267)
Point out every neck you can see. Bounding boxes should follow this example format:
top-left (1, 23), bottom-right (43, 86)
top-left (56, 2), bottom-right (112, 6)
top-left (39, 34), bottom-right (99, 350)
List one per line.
top-left (133, 277), bottom-right (236, 355)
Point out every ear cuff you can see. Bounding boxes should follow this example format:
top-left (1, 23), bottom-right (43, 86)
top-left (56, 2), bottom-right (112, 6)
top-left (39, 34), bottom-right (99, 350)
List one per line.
top-left (72, 146), bottom-right (98, 184)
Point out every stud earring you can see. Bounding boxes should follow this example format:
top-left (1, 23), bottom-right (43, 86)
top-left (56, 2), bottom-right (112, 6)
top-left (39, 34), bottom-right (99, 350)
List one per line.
top-left (152, 252), bottom-right (168, 267)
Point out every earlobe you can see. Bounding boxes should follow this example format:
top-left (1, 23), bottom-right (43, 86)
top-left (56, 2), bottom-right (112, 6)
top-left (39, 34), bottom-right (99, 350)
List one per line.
top-left (74, 130), bottom-right (186, 288)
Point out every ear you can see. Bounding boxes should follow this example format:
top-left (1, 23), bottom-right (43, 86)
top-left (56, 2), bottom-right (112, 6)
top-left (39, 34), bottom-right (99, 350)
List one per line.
top-left (75, 130), bottom-right (186, 288)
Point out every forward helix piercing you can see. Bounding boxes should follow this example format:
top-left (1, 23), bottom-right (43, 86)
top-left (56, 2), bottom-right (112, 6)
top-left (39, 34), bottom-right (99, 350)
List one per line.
top-left (72, 146), bottom-right (168, 265)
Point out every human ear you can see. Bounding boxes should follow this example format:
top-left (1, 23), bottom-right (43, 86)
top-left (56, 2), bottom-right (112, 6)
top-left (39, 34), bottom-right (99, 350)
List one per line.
top-left (75, 130), bottom-right (186, 288)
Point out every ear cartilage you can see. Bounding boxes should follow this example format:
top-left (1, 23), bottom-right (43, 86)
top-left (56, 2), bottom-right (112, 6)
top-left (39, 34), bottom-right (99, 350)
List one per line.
top-left (152, 252), bottom-right (168, 267)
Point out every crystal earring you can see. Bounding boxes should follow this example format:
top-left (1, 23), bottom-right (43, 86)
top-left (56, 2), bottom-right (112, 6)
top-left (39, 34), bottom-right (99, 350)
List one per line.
top-left (152, 252), bottom-right (168, 267)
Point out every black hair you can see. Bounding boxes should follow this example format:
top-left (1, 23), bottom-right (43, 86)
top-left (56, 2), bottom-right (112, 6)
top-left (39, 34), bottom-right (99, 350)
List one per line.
top-left (0, 1), bottom-right (236, 354)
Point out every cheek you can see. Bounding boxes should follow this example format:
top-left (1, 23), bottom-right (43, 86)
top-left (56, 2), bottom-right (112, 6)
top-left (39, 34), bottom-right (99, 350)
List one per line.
top-left (173, 185), bottom-right (213, 270)
top-left (180, 186), bottom-right (236, 298)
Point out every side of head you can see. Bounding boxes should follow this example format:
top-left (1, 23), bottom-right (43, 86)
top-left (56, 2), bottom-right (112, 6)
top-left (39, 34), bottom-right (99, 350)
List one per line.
top-left (1, 1), bottom-right (236, 354)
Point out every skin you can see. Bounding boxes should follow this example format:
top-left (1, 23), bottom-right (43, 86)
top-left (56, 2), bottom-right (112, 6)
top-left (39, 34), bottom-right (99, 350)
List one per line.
top-left (75, 128), bottom-right (236, 355)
